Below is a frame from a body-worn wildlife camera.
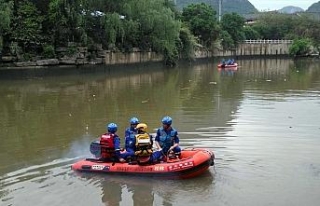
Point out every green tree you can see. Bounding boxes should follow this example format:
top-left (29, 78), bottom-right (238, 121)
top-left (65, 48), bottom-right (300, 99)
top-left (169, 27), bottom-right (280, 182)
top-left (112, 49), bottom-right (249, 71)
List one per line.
top-left (252, 13), bottom-right (295, 39)
top-left (220, 12), bottom-right (245, 47)
top-left (182, 3), bottom-right (219, 47)
top-left (11, 0), bottom-right (44, 54)
top-left (289, 38), bottom-right (311, 56)
top-left (219, 30), bottom-right (234, 50)
top-left (243, 26), bottom-right (260, 40)
top-left (292, 15), bottom-right (320, 53)
top-left (121, 20), bottom-right (140, 52)
top-left (48, 0), bottom-right (87, 47)
top-left (253, 13), bottom-right (320, 53)
top-left (178, 25), bottom-right (197, 60)
top-left (124, 0), bottom-right (182, 66)
top-left (100, 12), bottom-right (125, 50)
top-left (0, 0), bottom-right (13, 50)
top-left (48, 0), bottom-right (69, 46)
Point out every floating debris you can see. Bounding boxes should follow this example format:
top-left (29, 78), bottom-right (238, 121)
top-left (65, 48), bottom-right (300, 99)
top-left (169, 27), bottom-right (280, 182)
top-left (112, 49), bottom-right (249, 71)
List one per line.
top-left (141, 99), bottom-right (149, 103)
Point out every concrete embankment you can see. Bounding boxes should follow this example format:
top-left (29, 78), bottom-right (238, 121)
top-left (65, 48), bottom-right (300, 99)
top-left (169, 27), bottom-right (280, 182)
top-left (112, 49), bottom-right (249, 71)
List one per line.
top-left (195, 41), bottom-right (292, 58)
top-left (0, 41), bottom-right (292, 69)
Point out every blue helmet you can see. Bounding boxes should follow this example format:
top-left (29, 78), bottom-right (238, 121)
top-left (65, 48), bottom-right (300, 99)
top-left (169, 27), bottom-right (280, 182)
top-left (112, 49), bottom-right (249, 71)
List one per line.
top-left (107, 123), bottom-right (118, 133)
top-left (130, 117), bottom-right (139, 125)
top-left (161, 116), bottom-right (172, 125)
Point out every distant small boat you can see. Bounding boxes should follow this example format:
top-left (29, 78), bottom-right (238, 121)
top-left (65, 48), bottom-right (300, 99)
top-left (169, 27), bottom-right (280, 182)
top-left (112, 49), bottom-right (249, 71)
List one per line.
top-left (217, 63), bottom-right (238, 68)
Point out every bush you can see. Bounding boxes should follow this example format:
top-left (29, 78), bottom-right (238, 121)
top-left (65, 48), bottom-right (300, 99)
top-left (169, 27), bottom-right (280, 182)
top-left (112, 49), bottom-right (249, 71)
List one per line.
top-left (23, 53), bottom-right (32, 61)
top-left (42, 44), bottom-right (55, 58)
top-left (66, 46), bottom-right (77, 57)
top-left (289, 38), bottom-right (311, 56)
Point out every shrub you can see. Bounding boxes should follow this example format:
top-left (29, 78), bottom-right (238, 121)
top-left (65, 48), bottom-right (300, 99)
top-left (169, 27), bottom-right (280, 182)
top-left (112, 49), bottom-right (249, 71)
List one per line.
top-left (289, 38), bottom-right (311, 56)
top-left (42, 44), bottom-right (55, 58)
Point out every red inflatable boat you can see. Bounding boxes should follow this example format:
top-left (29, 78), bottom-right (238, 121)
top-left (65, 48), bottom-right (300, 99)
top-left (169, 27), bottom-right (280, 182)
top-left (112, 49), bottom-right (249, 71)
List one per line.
top-left (217, 63), bottom-right (238, 68)
top-left (72, 148), bottom-right (215, 179)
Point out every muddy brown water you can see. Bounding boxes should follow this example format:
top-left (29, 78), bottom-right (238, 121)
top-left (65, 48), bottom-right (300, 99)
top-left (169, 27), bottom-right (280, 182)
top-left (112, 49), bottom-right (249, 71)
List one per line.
top-left (1, 58), bottom-right (320, 206)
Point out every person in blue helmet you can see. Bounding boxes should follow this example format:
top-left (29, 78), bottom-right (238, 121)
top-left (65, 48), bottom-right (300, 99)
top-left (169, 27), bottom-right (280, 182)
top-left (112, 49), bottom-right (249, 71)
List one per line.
top-left (226, 59), bottom-right (232, 65)
top-left (119, 117), bottom-right (140, 161)
top-left (221, 58), bottom-right (226, 68)
top-left (155, 116), bottom-right (181, 159)
top-left (99, 122), bottom-right (126, 163)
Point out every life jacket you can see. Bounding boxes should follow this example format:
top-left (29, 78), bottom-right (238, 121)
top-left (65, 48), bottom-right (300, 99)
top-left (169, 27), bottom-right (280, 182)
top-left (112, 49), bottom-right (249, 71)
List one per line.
top-left (158, 128), bottom-right (176, 152)
top-left (134, 133), bottom-right (152, 157)
top-left (100, 133), bottom-right (115, 159)
top-left (125, 128), bottom-right (137, 150)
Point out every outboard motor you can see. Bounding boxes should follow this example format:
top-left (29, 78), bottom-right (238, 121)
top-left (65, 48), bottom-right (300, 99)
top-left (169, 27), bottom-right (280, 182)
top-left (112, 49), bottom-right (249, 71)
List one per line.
top-left (90, 140), bottom-right (101, 158)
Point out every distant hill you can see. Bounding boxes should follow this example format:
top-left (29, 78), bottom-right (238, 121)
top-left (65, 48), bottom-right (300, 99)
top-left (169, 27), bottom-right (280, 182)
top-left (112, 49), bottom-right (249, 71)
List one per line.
top-left (307, 1), bottom-right (320, 12)
top-left (278, 6), bottom-right (304, 14)
top-left (305, 2), bottom-right (320, 21)
top-left (175, 0), bottom-right (258, 15)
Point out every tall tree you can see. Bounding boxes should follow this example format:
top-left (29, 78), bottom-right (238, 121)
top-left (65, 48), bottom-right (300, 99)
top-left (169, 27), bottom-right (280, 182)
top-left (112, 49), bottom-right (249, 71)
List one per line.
top-left (252, 13), bottom-right (295, 39)
top-left (0, 0), bottom-right (13, 50)
top-left (48, 0), bottom-right (87, 47)
top-left (122, 0), bottom-right (182, 65)
top-left (182, 3), bottom-right (219, 47)
top-left (220, 12), bottom-right (245, 47)
top-left (11, 0), bottom-right (43, 53)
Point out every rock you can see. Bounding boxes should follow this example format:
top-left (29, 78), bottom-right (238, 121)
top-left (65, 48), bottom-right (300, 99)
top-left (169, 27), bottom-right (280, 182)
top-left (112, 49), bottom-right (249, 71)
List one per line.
top-left (14, 61), bottom-right (37, 67)
top-left (56, 47), bottom-right (68, 52)
top-left (89, 58), bottom-right (103, 65)
top-left (59, 57), bottom-right (76, 65)
top-left (1, 56), bottom-right (16, 62)
top-left (36, 59), bottom-right (59, 66)
top-left (77, 47), bottom-right (87, 53)
top-left (76, 59), bottom-right (88, 65)
top-left (96, 44), bottom-right (103, 51)
top-left (97, 50), bottom-right (107, 58)
top-left (77, 52), bottom-right (86, 59)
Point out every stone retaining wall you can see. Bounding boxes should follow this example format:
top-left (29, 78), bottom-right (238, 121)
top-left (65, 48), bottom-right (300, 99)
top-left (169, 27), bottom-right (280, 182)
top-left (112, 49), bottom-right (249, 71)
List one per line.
top-left (194, 42), bottom-right (291, 58)
top-left (0, 42), bottom-right (292, 68)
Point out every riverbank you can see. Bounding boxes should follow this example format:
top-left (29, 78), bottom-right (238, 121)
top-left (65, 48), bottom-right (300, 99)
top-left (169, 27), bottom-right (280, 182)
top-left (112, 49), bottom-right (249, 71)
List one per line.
top-left (0, 47), bottom-right (163, 70)
top-left (0, 41), bottom-right (295, 70)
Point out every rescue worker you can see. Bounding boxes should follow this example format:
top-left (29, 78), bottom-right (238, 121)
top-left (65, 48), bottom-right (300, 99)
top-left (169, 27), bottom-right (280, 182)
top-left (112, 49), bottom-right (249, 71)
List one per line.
top-left (155, 116), bottom-right (181, 159)
top-left (231, 59), bottom-right (235, 64)
top-left (221, 59), bottom-right (226, 68)
top-left (99, 122), bottom-right (125, 163)
top-left (120, 117), bottom-right (140, 161)
top-left (134, 123), bottom-right (153, 164)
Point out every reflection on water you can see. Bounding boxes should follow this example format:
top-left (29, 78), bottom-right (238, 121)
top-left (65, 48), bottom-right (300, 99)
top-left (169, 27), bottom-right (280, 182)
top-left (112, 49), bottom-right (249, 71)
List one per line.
top-left (1, 58), bottom-right (320, 206)
top-left (0, 159), bottom-right (214, 206)
top-left (96, 172), bottom-right (214, 206)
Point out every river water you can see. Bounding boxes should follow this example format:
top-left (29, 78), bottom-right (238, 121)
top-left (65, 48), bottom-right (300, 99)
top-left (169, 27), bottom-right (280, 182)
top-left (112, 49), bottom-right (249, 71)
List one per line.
top-left (0, 58), bottom-right (320, 206)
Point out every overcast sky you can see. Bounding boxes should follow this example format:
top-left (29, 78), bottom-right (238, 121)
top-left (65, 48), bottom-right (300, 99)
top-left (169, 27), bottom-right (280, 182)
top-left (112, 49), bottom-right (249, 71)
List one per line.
top-left (248, 0), bottom-right (319, 11)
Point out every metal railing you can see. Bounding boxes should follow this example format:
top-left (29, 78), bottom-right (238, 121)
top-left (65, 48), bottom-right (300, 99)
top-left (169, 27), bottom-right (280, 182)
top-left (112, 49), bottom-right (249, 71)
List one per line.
top-left (243, 39), bottom-right (293, 44)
